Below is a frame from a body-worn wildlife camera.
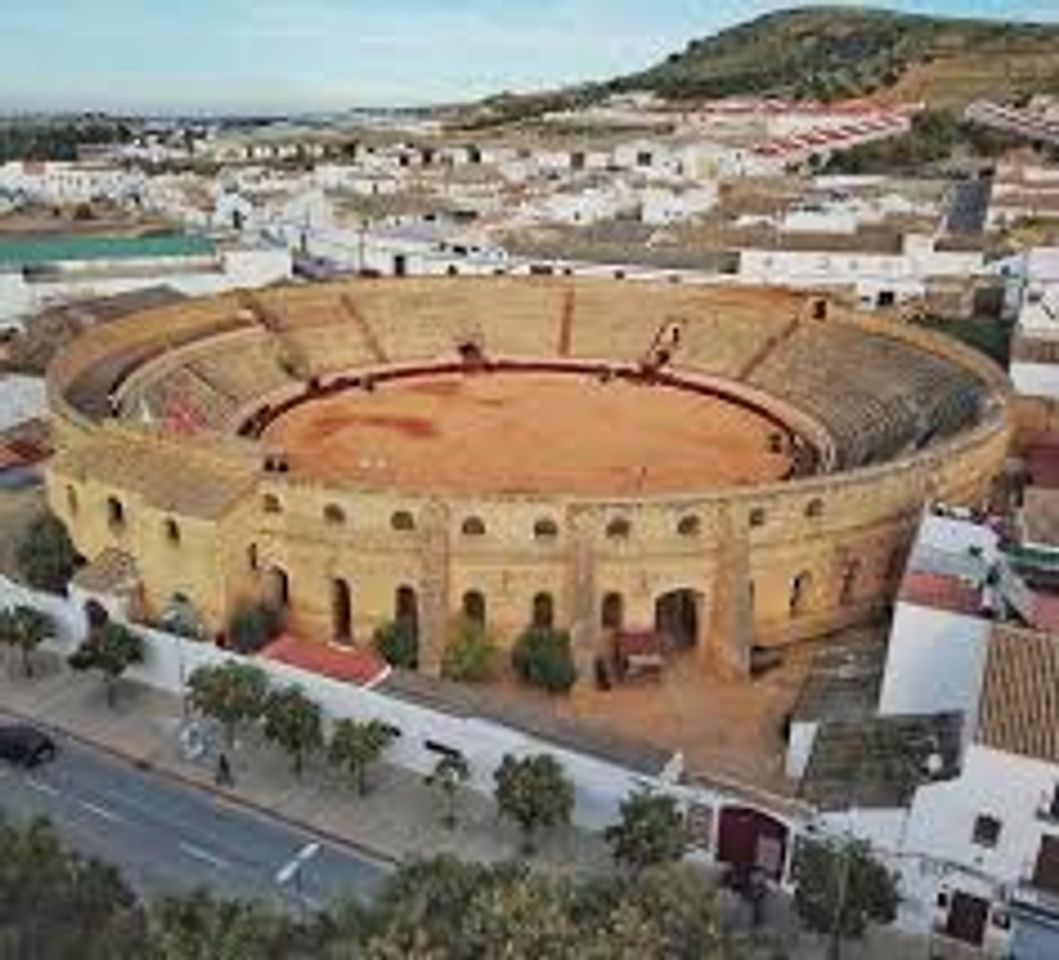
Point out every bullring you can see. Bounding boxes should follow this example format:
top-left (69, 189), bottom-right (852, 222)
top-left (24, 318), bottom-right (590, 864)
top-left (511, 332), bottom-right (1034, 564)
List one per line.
top-left (44, 276), bottom-right (1010, 677)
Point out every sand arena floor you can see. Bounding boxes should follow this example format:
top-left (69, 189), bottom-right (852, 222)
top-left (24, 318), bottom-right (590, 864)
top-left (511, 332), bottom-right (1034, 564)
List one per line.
top-left (262, 371), bottom-right (794, 495)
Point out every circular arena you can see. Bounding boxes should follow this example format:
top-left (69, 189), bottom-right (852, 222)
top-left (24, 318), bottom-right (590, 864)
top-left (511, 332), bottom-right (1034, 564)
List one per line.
top-left (45, 277), bottom-right (1010, 676)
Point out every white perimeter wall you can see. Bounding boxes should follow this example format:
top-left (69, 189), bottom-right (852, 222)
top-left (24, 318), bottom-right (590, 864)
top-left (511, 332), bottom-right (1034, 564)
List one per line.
top-left (877, 603), bottom-right (991, 735)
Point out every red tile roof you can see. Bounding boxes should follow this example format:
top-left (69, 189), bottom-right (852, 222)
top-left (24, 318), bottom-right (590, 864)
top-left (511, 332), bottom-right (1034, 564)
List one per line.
top-left (262, 634), bottom-right (390, 687)
top-left (899, 570), bottom-right (984, 616)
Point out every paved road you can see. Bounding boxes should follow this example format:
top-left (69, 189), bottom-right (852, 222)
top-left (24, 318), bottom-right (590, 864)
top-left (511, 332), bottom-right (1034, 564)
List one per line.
top-left (0, 729), bottom-right (390, 911)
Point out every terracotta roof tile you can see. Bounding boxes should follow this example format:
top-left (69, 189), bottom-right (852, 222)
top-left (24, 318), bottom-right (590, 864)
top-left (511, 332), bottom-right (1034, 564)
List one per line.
top-left (976, 624), bottom-right (1059, 763)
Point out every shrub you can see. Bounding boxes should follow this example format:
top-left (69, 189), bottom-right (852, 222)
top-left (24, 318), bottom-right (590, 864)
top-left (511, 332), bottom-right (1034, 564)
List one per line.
top-left (227, 603), bottom-right (281, 654)
top-left (373, 618), bottom-right (419, 669)
top-left (441, 617), bottom-right (498, 683)
top-left (511, 628), bottom-right (577, 693)
top-left (16, 512), bottom-right (81, 594)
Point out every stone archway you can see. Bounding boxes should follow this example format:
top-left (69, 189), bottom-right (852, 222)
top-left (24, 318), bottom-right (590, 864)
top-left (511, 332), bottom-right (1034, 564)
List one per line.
top-left (655, 588), bottom-right (703, 649)
top-left (265, 566), bottom-right (290, 610)
top-left (331, 577), bottom-right (352, 642)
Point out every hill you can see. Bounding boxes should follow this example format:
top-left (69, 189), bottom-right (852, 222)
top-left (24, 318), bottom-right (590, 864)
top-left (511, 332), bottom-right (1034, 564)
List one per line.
top-left (606, 6), bottom-right (1059, 107)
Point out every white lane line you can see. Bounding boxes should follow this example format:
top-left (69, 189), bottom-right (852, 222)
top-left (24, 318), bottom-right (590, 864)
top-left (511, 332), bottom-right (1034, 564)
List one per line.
top-left (77, 799), bottom-right (124, 823)
top-left (25, 777), bottom-right (59, 797)
top-left (179, 841), bottom-right (231, 871)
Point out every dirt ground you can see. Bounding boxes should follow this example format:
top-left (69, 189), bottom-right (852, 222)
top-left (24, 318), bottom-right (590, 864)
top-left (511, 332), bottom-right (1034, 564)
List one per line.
top-left (264, 371), bottom-right (792, 496)
top-left (496, 623), bottom-right (888, 793)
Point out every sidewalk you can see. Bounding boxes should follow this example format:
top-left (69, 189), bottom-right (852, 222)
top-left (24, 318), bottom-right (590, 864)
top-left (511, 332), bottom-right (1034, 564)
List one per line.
top-left (0, 650), bottom-right (611, 876)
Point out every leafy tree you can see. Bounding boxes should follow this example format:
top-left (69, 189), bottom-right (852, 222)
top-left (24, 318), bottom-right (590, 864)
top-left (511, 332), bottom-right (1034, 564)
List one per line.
top-left (792, 836), bottom-right (899, 951)
top-left (68, 622), bottom-right (144, 709)
top-left (328, 718), bottom-right (398, 796)
top-left (149, 889), bottom-right (301, 960)
top-left (186, 660), bottom-right (269, 747)
top-left (373, 618), bottom-right (418, 669)
top-left (441, 616), bottom-right (498, 684)
top-left (226, 603), bottom-right (281, 654)
top-left (424, 752), bottom-right (471, 829)
top-left (262, 685), bottom-right (323, 777)
top-left (493, 753), bottom-right (574, 855)
top-left (17, 511), bottom-right (80, 594)
top-left (0, 818), bottom-right (148, 959)
top-left (511, 627), bottom-right (577, 693)
top-left (0, 604), bottom-right (54, 677)
top-left (604, 790), bottom-right (686, 873)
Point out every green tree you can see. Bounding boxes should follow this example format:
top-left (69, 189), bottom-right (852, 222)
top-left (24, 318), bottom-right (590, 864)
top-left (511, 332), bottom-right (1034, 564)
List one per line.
top-left (149, 889), bottom-right (300, 960)
top-left (226, 603), bottom-right (281, 654)
top-left (604, 790), bottom-right (686, 873)
top-left (441, 616), bottom-right (498, 683)
top-left (0, 818), bottom-right (148, 959)
top-left (262, 685), bottom-right (323, 777)
top-left (0, 604), bottom-right (55, 677)
top-left (186, 661), bottom-right (269, 748)
top-left (493, 753), bottom-right (574, 855)
top-left (792, 836), bottom-right (899, 953)
top-left (68, 622), bottom-right (144, 709)
top-left (373, 619), bottom-right (418, 669)
top-left (16, 512), bottom-right (80, 594)
top-left (424, 752), bottom-right (471, 829)
top-left (328, 718), bottom-right (398, 796)
top-left (511, 627), bottom-right (577, 693)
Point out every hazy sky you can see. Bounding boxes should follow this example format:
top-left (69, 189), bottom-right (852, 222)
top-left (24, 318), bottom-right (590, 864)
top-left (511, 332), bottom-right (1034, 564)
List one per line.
top-left (1, 0), bottom-right (1056, 114)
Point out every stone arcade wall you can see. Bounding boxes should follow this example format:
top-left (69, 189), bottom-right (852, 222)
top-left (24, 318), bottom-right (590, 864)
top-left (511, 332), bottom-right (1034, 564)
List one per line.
top-left (44, 278), bottom-right (1012, 674)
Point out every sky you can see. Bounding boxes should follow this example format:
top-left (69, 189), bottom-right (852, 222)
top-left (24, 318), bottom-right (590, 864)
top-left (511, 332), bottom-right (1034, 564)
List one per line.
top-left (1, 0), bottom-right (1057, 114)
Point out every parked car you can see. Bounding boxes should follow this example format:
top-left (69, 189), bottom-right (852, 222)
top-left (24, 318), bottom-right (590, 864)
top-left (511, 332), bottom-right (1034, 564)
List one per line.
top-left (0, 724), bottom-right (57, 768)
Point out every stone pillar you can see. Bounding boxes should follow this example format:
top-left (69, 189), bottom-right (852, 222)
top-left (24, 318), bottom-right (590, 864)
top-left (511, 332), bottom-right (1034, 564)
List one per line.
top-left (707, 503), bottom-right (752, 679)
top-left (565, 506), bottom-right (598, 674)
top-left (418, 498), bottom-right (450, 676)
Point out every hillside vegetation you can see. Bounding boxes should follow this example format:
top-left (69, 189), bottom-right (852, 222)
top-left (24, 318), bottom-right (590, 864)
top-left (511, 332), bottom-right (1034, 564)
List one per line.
top-left (607, 6), bottom-right (1059, 106)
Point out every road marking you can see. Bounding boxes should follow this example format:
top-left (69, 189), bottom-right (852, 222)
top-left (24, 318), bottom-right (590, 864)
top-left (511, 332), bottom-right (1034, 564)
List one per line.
top-left (179, 841), bottom-right (231, 871)
top-left (77, 799), bottom-right (124, 823)
top-left (25, 777), bottom-right (59, 797)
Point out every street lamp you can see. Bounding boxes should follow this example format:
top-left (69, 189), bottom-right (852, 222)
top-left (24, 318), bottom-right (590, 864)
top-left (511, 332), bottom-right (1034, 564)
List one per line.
top-left (275, 841), bottom-right (321, 922)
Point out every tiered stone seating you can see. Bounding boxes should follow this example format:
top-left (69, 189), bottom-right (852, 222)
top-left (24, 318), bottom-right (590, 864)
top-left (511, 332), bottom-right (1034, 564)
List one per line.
top-left (141, 366), bottom-right (239, 430)
top-left (187, 340), bottom-right (295, 404)
top-left (748, 324), bottom-right (987, 468)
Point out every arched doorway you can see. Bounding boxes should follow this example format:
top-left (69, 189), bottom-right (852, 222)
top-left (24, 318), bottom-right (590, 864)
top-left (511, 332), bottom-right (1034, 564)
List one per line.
top-left (655, 589), bottom-right (701, 649)
top-left (395, 585), bottom-right (419, 630)
top-left (531, 592), bottom-right (555, 630)
top-left (266, 566), bottom-right (290, 609)
top-left (790, 572), bottom-right (811, 618)
top-left (601, 592), bottom-right (624, 631)
top-left (717, 806), bottom-right (789, 883)
top-left (331, 578), bottom-right (352, 641)
top-left (462, 590), bottom-right (486, 627)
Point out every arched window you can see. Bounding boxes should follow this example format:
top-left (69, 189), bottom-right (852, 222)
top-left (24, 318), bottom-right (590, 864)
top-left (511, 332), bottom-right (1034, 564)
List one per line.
top-left (323, 503), bottom-right (346, 526)
top-left (533, 518), bottom-right (559, 541)
top-left (677, 514), bottom-right (701, 538)
top-left (531, 592), bottom-right (555, 630)
top-left (106, 496), bottom-right (125, 532)
top-left (262, 493), bottom-right (282, 514)
top-left (164, 518), bottom-right (181, 546)
top-left (790, 572), bottom-right (811, 618)
top-left (247, 543), bottom-right (259, 572)
top-left (601, 592), bottom-right (624, 630)
top-left (462, 516), bottom-right (486, 537)
top-left (462, 590), bottom-right (486, 626)
top-left (749, 507), bottom-right (767, 528)
top-left (606, 517), bottom-right (631, 540)
top-left (806, 498), bottom-right (824, 519)
top-left (391, 510), bottom-right (416, 532)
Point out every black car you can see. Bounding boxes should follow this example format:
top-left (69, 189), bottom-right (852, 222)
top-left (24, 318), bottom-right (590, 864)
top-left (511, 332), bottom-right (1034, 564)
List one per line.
top-left (0, 724), bottom-right (57, 768)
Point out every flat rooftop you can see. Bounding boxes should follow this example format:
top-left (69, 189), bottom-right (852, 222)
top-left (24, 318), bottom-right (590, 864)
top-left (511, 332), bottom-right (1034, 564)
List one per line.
top-left (0, 233), bottom-right (214, 268)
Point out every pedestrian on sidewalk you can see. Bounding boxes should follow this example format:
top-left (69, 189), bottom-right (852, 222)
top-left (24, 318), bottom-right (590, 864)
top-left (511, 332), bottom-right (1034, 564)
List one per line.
top-left (216, 752), bottom-right (234, 788)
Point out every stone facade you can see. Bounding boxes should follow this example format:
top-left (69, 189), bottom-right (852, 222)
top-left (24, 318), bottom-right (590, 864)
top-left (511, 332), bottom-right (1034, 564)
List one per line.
top-left (44, 277), bottom-right (1011, 675)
